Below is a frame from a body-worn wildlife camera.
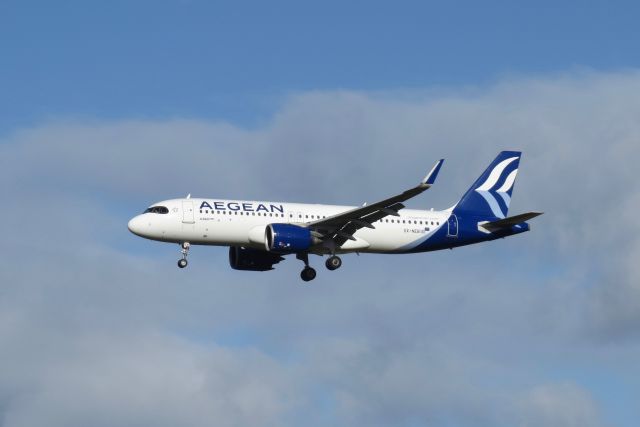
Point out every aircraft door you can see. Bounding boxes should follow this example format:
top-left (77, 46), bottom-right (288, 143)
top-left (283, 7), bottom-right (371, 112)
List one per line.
top-left (447, 214), bottom-right (458, 238)
top-left (182, 201), bottom-right (195, 224)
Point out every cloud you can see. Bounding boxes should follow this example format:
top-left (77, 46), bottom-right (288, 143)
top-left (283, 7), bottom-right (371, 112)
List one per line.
top-left (2, 70), bottom-right (640, 426)
top-left (516, 383), bottom-right (605, 427)
top-left (0, 328), bottom-right (299, 427)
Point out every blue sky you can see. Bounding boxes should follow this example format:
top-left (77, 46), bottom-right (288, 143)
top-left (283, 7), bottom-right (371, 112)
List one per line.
top-left (2, 0), bottom-right (639, 131)
top-left (1, 2), bottom-right (640, 427)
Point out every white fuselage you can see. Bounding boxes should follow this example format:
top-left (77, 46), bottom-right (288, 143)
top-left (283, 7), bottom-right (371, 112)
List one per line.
top-left (127, 198), bottom-right (450, 254)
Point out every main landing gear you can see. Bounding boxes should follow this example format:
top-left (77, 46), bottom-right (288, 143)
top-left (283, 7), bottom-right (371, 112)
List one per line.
top-left (296, 253), bottom-right (343, 282)
top-left (325, 255), bottom-right (342, 271)
top-left (177, 242), bottom-right (190, 268)
top-left (297, 253), bottom-right (316, 282)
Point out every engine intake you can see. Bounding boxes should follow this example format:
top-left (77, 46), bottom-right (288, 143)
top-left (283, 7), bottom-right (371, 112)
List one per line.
top-left (266, 223), bottom-right (317, 253)
top-left (229, 247), bottom-right (284, 271)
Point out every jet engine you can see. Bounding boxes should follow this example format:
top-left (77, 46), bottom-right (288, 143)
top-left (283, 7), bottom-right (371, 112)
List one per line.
top-left (266, 223), bottom-right (320, 253)
top-left (229, 246), bottom-right (284, 271)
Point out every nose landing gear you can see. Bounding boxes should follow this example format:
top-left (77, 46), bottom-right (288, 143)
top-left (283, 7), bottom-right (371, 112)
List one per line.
top-left (178, 242), bottom-right (190, 268)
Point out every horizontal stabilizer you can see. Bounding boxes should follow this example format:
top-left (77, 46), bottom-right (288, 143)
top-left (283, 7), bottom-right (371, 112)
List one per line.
top-left (482, 211), bottom-right (543, 231)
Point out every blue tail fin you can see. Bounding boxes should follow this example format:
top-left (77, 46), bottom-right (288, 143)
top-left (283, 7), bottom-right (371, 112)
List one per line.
top-left (453, 151), bottom-right (522, 219)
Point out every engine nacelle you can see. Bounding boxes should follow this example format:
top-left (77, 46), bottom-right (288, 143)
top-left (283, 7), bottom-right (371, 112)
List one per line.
top-left (229, 246), bottom-right (284, 271)
top-left (266, 223), bottom-right (316, 254)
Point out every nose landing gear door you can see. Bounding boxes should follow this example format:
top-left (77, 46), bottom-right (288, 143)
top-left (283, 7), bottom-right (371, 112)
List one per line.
top-left (182, 200), bottom-right (195, 224)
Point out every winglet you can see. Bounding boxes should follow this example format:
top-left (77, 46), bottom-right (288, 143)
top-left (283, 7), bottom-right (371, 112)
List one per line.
top-left (421, 159), bottom-right (444, 186)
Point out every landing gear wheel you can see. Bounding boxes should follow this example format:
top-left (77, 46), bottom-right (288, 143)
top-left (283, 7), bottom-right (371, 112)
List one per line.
top-left (300, 267), bottom-right (317, 282)
top-left (177, 242), bottom-right (190, 268)
top-left (325, 255), bottom-right (342, 271)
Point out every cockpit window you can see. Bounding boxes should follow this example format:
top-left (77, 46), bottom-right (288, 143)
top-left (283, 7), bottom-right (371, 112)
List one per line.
top-left (143, 206), bottom-right (169, 214)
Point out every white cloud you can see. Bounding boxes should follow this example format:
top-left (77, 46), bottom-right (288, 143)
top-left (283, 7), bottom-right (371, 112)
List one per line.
top-left (515, 383), bottom-right (605, 427)
top-left (0, 329), bottom-right (299, 427)
top-left (3, 70), bottom-right (640, 426)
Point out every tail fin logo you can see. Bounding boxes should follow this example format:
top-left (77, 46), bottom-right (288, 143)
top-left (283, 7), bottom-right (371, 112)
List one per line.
top-left (474, 156), bottom-right (519, 218)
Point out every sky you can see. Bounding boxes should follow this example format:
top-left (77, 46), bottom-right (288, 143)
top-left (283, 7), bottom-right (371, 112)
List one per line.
top-left (1, 1), bottom-right (640, 426)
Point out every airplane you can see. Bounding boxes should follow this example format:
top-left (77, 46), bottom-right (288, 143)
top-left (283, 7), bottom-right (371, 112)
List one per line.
top-left (127, 151), bottom-right (542, 281)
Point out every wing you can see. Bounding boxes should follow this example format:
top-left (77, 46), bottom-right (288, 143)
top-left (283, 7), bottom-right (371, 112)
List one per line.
top-left (305, 159), bottom-right (444, 248)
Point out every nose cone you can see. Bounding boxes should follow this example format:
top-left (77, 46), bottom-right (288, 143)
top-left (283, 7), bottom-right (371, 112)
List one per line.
top-left (127, 215), bottom-right (145, 236)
